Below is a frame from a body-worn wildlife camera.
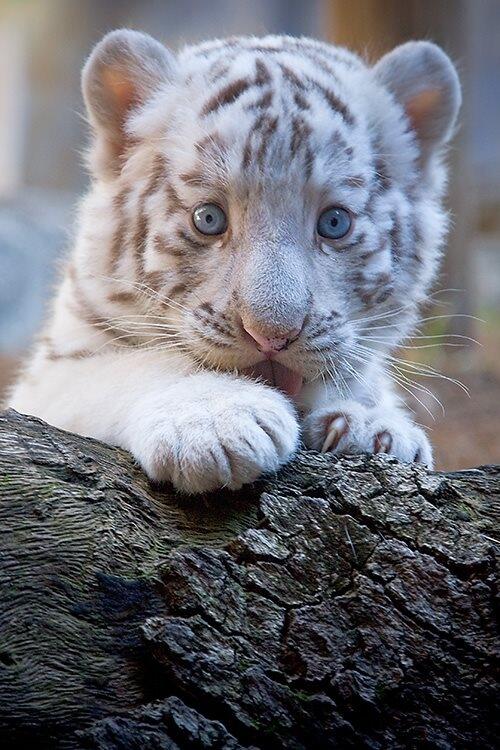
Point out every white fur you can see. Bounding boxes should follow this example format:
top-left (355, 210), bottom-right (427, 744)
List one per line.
top-left (8, 32), bottom-right (462, 491)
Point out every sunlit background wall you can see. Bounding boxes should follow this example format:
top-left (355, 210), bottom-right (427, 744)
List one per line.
top-left (0, 0), bottom-right (499, 469)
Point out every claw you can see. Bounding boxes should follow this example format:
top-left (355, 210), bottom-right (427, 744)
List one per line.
top-left (321, 415), bottom-right (349, 453)
top-left (374, 431), bottom-right (392, 454)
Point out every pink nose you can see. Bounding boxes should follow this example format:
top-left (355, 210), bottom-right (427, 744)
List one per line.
top-left (242, 323), bottom-right (302, 354)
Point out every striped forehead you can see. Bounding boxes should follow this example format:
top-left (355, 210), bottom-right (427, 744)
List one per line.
top-left (176, 43), bottom-right (369, 192)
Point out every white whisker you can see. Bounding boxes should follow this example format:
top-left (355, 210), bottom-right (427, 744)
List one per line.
top-left (353, 342), bottom-right (470, 396)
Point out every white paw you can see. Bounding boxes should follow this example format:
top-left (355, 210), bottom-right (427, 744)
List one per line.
top-left (303, 400), bottom-right (433, 468)
top-left (128, 377), bottom-right (299, 494)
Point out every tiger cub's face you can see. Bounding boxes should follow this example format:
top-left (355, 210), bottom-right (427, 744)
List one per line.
top-left (83, 32), bottom-right (460, 394)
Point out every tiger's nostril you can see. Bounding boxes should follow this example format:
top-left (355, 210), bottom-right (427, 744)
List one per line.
top-left (242, 323), bottom-right (302, 354)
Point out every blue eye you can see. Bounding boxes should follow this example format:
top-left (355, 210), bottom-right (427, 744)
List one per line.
top-left (317, 207), bottom-right (352, 240)
top-left (192, 203), bottom-right (227, 235)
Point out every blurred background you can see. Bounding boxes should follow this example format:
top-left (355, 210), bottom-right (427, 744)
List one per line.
top-left (0, 0), bottom-right (498, 469)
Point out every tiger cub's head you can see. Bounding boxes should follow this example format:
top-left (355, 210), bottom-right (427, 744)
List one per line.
top-left (82, 30), bottom-right (460, 396)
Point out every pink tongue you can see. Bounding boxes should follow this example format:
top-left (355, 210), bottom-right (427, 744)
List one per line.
top-left (242, 360), bottom-right (303, 398)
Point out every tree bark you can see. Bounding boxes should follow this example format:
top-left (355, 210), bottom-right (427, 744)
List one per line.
top-left (0, 409), bottom-right (498, 749)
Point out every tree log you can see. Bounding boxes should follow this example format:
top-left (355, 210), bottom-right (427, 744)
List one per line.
top-left (0, 409), bottom-right (498, 749)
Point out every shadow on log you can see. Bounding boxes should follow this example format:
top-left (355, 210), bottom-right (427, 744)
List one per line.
top-left (0, 409), bottom-right (498, 749)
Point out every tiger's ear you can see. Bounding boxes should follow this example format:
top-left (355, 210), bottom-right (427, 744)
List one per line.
top-left (374, 41), bottom-right (461, 159)
top-left (82, 29), bottom-right (176, 176)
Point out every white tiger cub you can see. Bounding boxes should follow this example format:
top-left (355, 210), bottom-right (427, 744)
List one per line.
top-left (8, 31), bottom-right (461, 494)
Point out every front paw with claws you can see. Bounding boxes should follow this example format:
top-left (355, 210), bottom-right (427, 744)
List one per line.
top-left (303, 400), bottom-right (433, 468)
top-left (127, 375), bottom-right (300, 494)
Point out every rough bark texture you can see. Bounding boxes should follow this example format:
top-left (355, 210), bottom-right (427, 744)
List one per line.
top-left (0, 409), bottom-right (498, 750)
